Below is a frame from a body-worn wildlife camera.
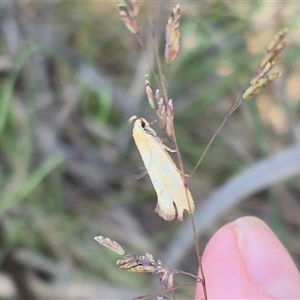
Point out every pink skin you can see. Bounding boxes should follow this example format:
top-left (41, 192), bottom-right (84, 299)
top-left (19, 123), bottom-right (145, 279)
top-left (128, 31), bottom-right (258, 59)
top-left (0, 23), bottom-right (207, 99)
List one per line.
top-left (195, 216), bottom-right (300, 299)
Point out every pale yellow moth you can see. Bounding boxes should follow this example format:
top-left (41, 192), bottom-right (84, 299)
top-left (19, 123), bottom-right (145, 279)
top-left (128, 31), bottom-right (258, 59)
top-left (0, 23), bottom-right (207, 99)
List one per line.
top-left (130, 116), bottom-right (195, 221)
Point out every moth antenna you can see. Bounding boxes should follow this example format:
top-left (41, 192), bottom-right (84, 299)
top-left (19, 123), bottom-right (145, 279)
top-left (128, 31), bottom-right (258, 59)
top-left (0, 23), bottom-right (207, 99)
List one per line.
top-left (133, 169), bottom-right (148, 180)
top-left (128, 115), bottom-right (138, 124)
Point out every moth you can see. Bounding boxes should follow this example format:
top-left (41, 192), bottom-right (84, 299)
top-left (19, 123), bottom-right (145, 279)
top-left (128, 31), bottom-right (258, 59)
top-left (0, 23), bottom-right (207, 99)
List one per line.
top-left (130, 116), bottom-right (194, 221)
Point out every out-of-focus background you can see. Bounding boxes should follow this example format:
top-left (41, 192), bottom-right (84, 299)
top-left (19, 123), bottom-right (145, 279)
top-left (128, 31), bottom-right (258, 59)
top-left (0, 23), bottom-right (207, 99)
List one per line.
top-left (0, 1), bottom-right (300, 299)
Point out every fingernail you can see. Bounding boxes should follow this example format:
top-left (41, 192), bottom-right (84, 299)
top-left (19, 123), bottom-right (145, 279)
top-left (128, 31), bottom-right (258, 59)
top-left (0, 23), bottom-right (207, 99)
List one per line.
top-left (233, 216), bottom-right (300, 299)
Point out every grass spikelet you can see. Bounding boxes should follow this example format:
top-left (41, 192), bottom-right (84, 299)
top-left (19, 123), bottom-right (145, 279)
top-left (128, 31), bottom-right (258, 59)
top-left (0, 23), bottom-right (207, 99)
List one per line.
top-left (241, 28), bottom-right (288, 101)
top-left (94, 236), bottom-right (125, 256)
top-left (118, 0), bottom-right (140, 35)
top-left (165, 4), bottom-right (181, 65)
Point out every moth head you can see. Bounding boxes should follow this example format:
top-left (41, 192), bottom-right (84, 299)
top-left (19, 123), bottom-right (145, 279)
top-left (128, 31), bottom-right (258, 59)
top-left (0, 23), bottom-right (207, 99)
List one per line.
top-left (139, 118), bottom-right (149, 129)
top-left (140, 118), bottom-right (157, 136)
top-left (129, 116), bottom-right (156, 136)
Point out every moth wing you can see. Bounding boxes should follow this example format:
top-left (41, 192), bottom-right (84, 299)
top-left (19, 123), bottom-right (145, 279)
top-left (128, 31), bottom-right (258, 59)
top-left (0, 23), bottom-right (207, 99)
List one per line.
top-left (150, 155), bottom-right (194, 221)
top-left (132, 120), bottom-right (194, 221)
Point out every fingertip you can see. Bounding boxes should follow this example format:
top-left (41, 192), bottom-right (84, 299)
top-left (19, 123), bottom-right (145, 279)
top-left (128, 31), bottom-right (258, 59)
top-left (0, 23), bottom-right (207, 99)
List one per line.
top-left (233, 216), bottom-right (300, 299)
top-left (195, 216), bottom-right (300, 299)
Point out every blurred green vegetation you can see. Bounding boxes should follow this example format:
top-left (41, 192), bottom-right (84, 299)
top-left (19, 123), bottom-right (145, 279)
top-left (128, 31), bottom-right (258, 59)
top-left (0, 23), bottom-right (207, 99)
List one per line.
top-left (0, 1), bottom-right (300, 299)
